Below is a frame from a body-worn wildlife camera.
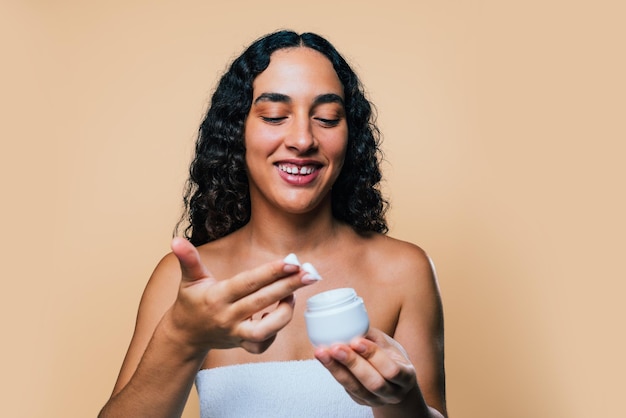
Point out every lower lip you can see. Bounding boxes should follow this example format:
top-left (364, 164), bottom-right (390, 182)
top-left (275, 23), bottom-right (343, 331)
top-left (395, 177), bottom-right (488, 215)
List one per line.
top-left (276, 166), bottom-right (321, 186)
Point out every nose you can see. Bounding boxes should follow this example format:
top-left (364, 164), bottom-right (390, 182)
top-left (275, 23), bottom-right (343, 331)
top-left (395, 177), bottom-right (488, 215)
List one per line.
top-left (284, 117), bottom-right (317, 153)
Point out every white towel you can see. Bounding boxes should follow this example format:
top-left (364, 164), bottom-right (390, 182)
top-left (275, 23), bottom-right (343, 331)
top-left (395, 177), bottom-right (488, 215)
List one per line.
top-left (195, 360), bottom-right (374, 418)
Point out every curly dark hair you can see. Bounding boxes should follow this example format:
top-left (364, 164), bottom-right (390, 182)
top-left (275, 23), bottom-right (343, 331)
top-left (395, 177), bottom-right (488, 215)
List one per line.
top-left (177, 30), bottom-right (388, 246)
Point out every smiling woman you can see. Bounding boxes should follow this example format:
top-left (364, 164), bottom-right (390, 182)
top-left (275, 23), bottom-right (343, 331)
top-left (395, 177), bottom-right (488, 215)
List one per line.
top-left (245, 48), bottom-right (348, 210)
top-left (180, 31), bottom-right (388, 245)
top-left (99, 30), bottom-right (447, 418)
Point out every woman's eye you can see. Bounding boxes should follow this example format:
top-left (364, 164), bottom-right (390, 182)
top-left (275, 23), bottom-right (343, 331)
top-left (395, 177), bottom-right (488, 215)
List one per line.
top-left (315, 117), bottom-right (341, 127)
top-left (261, 116), bottom-right (287, 124)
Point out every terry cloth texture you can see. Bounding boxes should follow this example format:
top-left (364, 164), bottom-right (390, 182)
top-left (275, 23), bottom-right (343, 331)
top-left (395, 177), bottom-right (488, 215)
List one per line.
top-left (195, 359), bottom-right (374, 418)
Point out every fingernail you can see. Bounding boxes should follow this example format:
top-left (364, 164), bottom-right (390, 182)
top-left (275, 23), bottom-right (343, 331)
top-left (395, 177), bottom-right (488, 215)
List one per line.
top-left (302, 273), bottom-right (321, 284)
top-left (353, 342), bottom-right (367, 354)
top-left (283, 264), bottom-right (299, 273)
top-left (333, 348), bottom-right (348, 361)
top-left (315, 349), bottom-right (332, 365)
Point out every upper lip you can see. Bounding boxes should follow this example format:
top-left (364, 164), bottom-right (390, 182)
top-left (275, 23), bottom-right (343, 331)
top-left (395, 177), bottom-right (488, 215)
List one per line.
top-left (274, 158), bottom-right (323, 167)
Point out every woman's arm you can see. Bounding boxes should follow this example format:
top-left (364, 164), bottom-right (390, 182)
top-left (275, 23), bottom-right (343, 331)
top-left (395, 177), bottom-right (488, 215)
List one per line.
top-left (314, 245), bottom-right (447, 418)
top-left (98, 245), bottom-right (204, 418)
top-left (99, 312), bottom-right (209, 418)
top-left (99, 238), bottom-right (315, 418)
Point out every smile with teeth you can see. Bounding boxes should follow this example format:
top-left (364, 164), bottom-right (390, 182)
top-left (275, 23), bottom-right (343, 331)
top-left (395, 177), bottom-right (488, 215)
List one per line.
top-left (277, 163), bottom-right (318, 176)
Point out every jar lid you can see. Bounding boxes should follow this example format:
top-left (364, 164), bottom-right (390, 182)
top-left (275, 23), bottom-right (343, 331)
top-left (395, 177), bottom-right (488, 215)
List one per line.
top-left (306, 288), bottom-right (357, 312)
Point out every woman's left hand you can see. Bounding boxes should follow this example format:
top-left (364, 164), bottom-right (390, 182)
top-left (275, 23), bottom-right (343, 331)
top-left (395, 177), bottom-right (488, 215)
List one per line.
top-left (314, 327), bottom-right (418, 407)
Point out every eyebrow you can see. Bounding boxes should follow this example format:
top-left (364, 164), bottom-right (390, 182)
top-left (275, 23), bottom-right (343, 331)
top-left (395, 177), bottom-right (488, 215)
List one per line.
top-left (253, 92), bottom-right (344, 107)
top-left (253, 92), bottom-right (291, 105)
top-left (312, 93), bottom-right (344, 107)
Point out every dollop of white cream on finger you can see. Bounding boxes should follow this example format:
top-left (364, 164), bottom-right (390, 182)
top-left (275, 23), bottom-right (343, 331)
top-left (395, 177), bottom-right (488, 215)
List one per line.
top-left (283, 253), bottom-right (301, 266)
top-left (283, 254), bottom-right (322, 281)
top-left (302, 262), bottom-right (323, 281)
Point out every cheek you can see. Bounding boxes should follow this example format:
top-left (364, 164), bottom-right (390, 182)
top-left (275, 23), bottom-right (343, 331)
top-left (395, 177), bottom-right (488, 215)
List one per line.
top-left (244, 123), bottom-right (282, 178)
top-left (245, 119), bottom-right (283, 146)
top-left (321, 129), bottom-right (348, 163)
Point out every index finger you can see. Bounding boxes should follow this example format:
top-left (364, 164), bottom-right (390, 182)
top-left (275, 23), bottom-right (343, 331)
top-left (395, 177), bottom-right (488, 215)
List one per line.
top-left (224, 259), bottom-right (301, 302)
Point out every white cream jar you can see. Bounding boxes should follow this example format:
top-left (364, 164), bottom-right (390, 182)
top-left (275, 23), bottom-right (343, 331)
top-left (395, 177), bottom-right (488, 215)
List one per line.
top-left (304, 288), bottom-right (369, 347)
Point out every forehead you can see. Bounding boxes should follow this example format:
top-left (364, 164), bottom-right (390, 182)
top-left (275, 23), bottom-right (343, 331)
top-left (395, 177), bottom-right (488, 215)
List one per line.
top-left (252, 47), bottom-right (344, 98)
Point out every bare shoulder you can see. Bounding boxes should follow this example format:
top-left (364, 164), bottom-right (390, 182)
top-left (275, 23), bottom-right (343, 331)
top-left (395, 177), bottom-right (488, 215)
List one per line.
top-left (361, 233), bottom-right (436, 288)
top-left (140, 251), bottom-right (183, 309)
top-left (110, 250), bottom-right (182, 394)
top-left (342, 231), bottom-right (441, 318)
top-left (365, 235), bottom-right (446, 415)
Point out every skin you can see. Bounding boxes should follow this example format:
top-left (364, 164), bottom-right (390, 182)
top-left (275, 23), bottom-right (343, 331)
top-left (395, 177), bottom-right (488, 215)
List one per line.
top-left (99, 47), bottom-right (447, 418)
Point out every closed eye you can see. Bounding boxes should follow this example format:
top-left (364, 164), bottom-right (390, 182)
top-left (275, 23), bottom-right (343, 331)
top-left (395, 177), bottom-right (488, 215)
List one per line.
top-left (261, 116), bottom-right (288, 124)
top-left (314, 117), bottom-right (341, 127)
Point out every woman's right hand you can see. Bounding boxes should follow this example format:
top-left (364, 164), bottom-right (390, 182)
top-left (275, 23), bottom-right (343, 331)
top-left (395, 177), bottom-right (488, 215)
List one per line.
top-left (165, 237), bottom-right (315, 354)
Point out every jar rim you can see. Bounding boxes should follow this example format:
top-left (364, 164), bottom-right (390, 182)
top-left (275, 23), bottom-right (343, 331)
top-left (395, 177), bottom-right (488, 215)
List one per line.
top-left (306, 288), bottom-right (357, 311)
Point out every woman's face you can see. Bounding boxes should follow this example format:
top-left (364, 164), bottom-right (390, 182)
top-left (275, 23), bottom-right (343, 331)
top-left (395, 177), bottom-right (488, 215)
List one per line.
top-left (244, 47), bottom-right (348, 215)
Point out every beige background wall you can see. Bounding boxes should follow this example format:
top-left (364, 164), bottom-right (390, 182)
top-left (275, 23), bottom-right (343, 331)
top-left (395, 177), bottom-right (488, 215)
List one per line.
top-left (2, 1), bottom-right (624, 417)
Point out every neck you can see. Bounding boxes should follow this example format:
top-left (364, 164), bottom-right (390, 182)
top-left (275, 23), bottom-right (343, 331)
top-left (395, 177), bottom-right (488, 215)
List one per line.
top-left (241, 204), bottom-right (342, 258)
